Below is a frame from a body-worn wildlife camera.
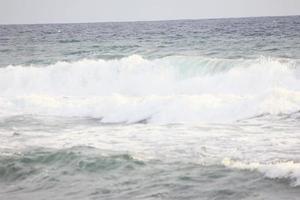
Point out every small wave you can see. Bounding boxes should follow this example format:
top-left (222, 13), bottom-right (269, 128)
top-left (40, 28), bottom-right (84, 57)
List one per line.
top-left (58, 39), bottom-right (81, 43)
top-left (222, 158), bottom-right (300, 187)
top-left (0, 147), bottom-right (144, 182)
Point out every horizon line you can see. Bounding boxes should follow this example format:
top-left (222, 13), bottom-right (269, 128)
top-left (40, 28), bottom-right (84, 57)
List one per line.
top-left (0, 14), bottom-right (299, 26)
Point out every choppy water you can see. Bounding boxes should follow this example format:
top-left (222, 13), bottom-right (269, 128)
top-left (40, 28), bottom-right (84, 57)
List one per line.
top-left (1, 16), bottom-right (300, 199)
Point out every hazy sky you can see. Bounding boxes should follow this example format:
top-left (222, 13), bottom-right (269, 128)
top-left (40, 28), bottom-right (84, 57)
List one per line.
top-left (0, 0), bottom-right (299, 24)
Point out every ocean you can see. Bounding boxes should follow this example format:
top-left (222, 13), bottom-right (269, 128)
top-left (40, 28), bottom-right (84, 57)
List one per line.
top-left (0, 16), bottom-right (300, 199)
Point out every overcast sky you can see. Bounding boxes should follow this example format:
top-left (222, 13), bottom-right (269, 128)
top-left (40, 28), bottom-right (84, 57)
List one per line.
top-left (0, 0), bottom-right (299, 24)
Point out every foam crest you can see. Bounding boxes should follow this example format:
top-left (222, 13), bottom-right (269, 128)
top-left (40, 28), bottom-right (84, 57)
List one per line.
top-left (222, 158), bottom-right (300, 186)
top-left (0, 55), bottom-right (299, 123)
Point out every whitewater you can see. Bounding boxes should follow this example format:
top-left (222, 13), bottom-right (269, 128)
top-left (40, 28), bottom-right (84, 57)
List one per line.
top-left (1, 55), bottom-right (300, 123)
top-left (1, 16), bottom-right (300, 200)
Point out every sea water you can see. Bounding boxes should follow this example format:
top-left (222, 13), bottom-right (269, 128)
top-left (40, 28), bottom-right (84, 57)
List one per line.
top-left (0, 16), bottom-right (300, 199)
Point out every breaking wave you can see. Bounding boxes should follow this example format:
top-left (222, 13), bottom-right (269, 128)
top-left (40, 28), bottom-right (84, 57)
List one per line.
top-left (222, 158), bottom-right (300, 187)
top-left (0, 55), bottom-right (300, 123)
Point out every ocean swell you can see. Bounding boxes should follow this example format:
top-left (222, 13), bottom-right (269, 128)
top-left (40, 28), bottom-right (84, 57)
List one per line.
top-left (0, 147), bottom-right (144, 182)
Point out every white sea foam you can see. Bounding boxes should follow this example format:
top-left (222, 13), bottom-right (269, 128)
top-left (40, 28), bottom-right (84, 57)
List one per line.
top-left (222, 158), bottom-right (300, 186)
top-left (0, 55), bottom-right (299, 123)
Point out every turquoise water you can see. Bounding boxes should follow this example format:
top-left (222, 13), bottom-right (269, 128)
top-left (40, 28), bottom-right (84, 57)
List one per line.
top-left (1, 16), bottom-right (300, 199)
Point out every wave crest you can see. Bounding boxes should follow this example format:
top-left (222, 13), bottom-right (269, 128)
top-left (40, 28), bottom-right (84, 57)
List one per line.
top-left (222, 158), bottom-right (300, 187)
top-left (0, 55), bottom-right (300, 123)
